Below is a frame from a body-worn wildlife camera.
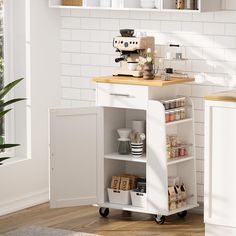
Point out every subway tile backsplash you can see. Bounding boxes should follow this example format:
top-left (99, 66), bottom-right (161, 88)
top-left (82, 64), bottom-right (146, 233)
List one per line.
top-left (59, 3), bottom-right (236, 202)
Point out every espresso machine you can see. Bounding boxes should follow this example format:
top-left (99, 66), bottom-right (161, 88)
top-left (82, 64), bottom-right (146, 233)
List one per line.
top-left (113, 30), bottom-right (155, 77)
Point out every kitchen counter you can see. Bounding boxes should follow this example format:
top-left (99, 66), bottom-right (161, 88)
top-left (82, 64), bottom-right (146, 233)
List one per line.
top-left (93, 75), bottom-right (195, 87)
top-left (205, 90), bottom-right (236, 102)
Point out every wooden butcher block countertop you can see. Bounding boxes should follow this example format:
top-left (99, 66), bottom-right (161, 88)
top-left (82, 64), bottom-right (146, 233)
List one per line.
top-left (205, 90), bottom-right (236, 102)
top-left (93, 75), bottom-right (195, 87)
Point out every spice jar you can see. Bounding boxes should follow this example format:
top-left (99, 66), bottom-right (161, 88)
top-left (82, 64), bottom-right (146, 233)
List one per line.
top-left (167, 147), bottom-right (171, 159)
top-left (175, 109), bottom-right (181, 120)
top-left (170, 135), bottom-right (178, 147)
top-left (179, 146), bottom-right (186, 157)
top-left (165, 111), bottom-right (170, 123)
top-left (180, 97), bottom-right (186, 107)
top-left (170, 111), bottom-right (176, 122)
top-left (163, 100), bottom-right (170, 110)
top-left (180, 108), bottom-right (186, 119)
top-left (169, 99), bottom-right (176, 109)
top-left (175, 98), bottom-right (181, 108)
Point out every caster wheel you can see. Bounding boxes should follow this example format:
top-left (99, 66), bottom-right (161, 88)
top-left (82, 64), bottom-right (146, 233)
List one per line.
top-left (154, 215), bottom-right (166, 225)
top-left (177, 210), bottom-right (187, 218)
top-left (99, 207), bottom-right (109, 218)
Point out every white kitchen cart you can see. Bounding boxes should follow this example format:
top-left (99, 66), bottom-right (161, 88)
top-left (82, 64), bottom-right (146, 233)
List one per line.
top-left (49, 77), bottom-right (198, 224)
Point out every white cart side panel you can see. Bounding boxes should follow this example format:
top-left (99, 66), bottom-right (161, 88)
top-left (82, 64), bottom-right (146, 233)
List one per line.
top-left (204, 101), bottom-right (236, 228)
top-left (50, 107), bottom-right (103, 208)
top-left (147, 100), bottom-right (168, 213)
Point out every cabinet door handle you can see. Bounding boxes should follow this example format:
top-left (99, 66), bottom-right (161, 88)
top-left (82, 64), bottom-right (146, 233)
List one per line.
top-left (110, 93), bottom-right (131, 97)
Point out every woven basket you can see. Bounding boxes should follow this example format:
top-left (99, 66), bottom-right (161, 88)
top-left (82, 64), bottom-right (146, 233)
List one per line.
top-left (63, 0), bottom-right (83, 6)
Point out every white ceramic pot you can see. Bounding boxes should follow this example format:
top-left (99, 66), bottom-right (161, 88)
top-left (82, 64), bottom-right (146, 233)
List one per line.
top-left (155, 0), bottom-right (160, 8)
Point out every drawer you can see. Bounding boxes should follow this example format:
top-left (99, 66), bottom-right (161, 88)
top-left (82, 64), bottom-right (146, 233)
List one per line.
top-left (96, 83), bottom-right (148, 110)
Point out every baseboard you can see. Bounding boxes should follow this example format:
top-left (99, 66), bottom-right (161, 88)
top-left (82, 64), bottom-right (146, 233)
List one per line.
top-left (0, 189), bottom-right (49, 216)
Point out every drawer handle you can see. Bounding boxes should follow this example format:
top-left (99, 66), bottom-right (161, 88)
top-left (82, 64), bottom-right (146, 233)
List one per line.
top-left (110, 93), bottom-right (132, 98)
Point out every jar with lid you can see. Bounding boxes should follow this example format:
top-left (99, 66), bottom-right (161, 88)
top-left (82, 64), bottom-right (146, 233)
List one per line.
top-left (169, 99), bottom-right (176, 109)
top-left (180, 108), bottom-right (186, 119)
top-left (170, 111), bottom-right (176, 122)
top-left (170, 135), bottom-right (178, 147)
top-left (165, 111), bottom-right (170, 123)
top-left (175, 109), bottom-right (181, 120)
top-left (175, 98), bottom-right (181, 108)
top-left (163, 100), bottom-right (170, 110)
top-left (180, 97), bottom-right (186, 107)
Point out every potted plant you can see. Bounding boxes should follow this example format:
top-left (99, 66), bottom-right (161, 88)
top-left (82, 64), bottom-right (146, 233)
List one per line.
top-left (0, 78), bottom-right (25, 165)
top-left (143, 48), bottom-right (155, 80)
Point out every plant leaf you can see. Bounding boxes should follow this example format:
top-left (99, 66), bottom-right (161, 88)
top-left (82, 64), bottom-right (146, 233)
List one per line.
top-left (0, 98), bottom-right (26, 109)
top-left (0, 157), bottom-right (10, 163)
top-left (0, 109), bottom-right (11, 119)
top-left (0, 144), bottom-right (20, 149)
top-left (0, 78), bottom-right (24, 100)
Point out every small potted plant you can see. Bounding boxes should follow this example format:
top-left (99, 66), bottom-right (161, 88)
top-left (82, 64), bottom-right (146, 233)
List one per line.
top-left (129, 132), bottom-right (146, 158)
top-left (143, 48), bottom-right (155, 80)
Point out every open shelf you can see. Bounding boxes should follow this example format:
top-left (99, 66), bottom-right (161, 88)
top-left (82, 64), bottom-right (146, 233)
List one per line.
top-left (105, 153), bottom-right (147, 163)
top-left (167, 203), bottom-right (199, 216)
top-left (166, 118), bottom-right (193, 126)
top-left (167, 156), bottom-right (194, 165)
top-left (49, 0), bottom-right (221, 12)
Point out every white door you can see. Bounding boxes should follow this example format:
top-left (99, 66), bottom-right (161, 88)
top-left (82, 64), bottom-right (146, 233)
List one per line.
top-left (49, 107), bottom-right (103, 208)
top-left (205, 101), bottom-right (236, 228)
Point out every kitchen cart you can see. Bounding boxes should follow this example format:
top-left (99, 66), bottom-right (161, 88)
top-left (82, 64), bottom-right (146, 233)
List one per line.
top-left (49, 76), bottom-right (198, 224)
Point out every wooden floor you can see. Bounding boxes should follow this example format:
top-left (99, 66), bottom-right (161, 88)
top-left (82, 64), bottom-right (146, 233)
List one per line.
top-left (0, 203), bottom-right (204, 236)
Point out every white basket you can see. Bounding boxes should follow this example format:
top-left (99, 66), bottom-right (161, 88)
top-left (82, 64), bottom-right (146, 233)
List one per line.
top-left (131, 191), bottom-right (147, 208)
top-left (108, 188), bottom-right (131, 205)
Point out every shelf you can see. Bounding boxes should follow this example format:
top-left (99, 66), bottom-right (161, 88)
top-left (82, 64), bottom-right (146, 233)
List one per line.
top-left (167, 203), bottom-right (199, 216)
top-left (167, 156), bottom-right (194, 165)
top-left (105, 153), bottom-right (147, 163)
top-left (97, 202), bottom-right (199, 216)
top-left (166, 118), bottom-right (193, 126)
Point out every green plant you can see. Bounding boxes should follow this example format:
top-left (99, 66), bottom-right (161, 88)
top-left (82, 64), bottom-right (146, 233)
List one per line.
top-left (0, 78), bottom-right (25, 165)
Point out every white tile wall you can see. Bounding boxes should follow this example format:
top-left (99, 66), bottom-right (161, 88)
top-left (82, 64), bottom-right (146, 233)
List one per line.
top-left (59, 2), bottom-right (236, 202)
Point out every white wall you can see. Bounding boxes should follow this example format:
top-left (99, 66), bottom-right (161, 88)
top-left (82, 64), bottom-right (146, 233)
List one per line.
top-left (59, 1), bottom-right (236, 202)
top-left (0, 0), bottom-right (60, 216)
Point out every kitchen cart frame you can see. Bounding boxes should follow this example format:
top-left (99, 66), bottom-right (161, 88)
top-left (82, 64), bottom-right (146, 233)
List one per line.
top-left (49, 79), bottom-right (198, 224)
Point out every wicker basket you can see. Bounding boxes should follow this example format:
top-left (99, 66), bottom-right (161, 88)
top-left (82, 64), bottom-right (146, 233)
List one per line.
top-left (63, 0), bottom-right (83, 6)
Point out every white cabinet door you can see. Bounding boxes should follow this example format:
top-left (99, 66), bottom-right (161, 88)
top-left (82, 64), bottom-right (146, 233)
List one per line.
top-left (205, 101), bottom-right (236, 228)
top-left (49, 107), bottom-right (103, 208)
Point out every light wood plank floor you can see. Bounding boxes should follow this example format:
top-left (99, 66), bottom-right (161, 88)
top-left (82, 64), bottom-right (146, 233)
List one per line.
top-left (0, 203), bottom-right (204, 236)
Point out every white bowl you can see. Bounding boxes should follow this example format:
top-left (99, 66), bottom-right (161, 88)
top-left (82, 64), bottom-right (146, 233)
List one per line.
top-left (140, 0), bottom-right (155, 9)
top-left (117, 128), bottom-right (131, 139)
top-left (128, 62), bottom-right (139, 71)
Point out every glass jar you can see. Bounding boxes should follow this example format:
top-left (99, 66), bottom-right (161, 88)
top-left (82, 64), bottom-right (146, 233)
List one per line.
top-left (163, 100), bottom-right (170, 110)
top-left (165, 111), bottom-right (170, 123)
top-left (180, 97), bottom-right (186, 107)
top-left (170, 135), bottom-right (178, 147)
top-left (175, 109), bottom-right (181, 120)
top-left (169, 100), bottom-right (176, 109)
top-left (170, 111), bottom-right (176, 122)
top-left (180, 108), bottom-right (186, 119)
